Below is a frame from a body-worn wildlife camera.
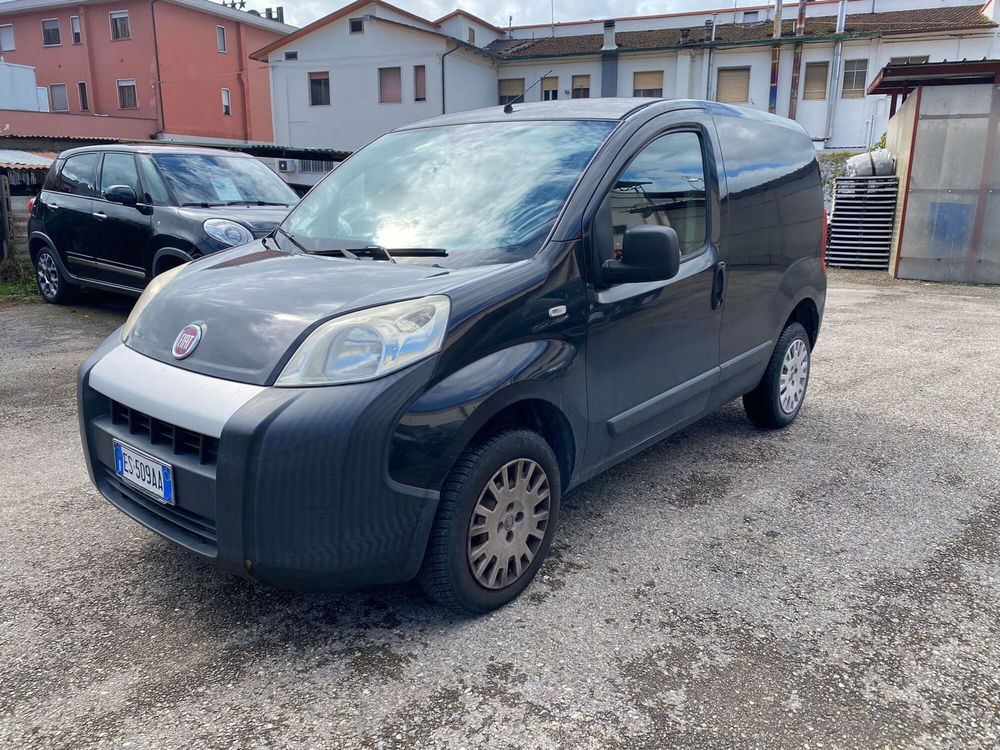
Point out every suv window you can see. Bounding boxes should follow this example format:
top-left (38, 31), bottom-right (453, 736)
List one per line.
top-left (609, 131), bottom-right (708, 257)
top-left (57, 153), bottom-right (99, 196)
top-left (100, 153), bottom-right (140, 197)
top-left (137, 156), bottom-right (171, 204)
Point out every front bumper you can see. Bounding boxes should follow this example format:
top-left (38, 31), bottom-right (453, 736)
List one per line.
top-left (78, 335), bottom-right (440, 589)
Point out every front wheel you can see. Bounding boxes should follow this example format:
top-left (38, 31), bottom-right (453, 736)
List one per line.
top-left (33, 249), bottom-right (78, 304)
top-left (743, 321), bottom-right (811, 428)
top-left (417, 429), bottom-right (560, 614)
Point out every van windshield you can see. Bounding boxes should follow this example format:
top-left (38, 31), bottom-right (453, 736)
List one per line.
top-left (152, 153), bottom-right (298, 207)
top-left (279, 120), bottom-right (616, 267)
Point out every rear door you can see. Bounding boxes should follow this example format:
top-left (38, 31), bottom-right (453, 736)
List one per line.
top-left (42, 152), bottom-right (99, 277)
top-left (91, 152), bottom-right (152, 287)
top-left (583, 111), bottom-right (726, 469)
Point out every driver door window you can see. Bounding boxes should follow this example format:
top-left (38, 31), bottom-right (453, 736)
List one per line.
top-left (609, 131), bottom-right (708, 258)
top-left (99, 153), bottom-right (140, 198)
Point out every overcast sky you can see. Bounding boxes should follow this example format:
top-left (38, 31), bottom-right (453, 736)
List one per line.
top-left (282, 0), bottom-right (761, 28)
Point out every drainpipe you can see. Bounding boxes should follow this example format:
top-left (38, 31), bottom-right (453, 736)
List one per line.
top-left (151, 0), bottom-right (165, 137)
top-left (768, 0), bottom-right (783, 113)
top-left (704, 17), bottom-right (717, 98)
top-left (440, 43), bottom-right (459, 114)
top-left (787, 0), bottom-right (808, 120)
top-left (823, 0), bottom-right (847, 144)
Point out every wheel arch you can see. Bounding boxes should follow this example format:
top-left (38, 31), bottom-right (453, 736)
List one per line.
top-left (151, 246), bottom-right (195, 276)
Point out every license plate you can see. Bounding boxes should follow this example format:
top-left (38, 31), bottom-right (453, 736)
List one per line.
top-left (113, 440), bottom-right (174, 505)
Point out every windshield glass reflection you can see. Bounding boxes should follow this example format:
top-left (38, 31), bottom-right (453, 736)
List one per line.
top-left (153, 154), bottom-right (299, 207)
top-left (281, 120), bottom-right (616, 268)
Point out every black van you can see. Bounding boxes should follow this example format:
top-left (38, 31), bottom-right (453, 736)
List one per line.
top-left (28, 145), bottom-right (298, 302)
top-left (78, 99), bottom-right (826, 613)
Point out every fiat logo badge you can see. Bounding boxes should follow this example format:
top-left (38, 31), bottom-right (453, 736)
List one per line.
top-left (172, 324), bottom-right (203, 359)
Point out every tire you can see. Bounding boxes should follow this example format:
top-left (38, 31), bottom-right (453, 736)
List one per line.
top-left (417, 429), bottom-right (561, 614)
top-left (33, 249), bottom-right (78, 305)
top-left (743, 321), bottom-right (811, 429)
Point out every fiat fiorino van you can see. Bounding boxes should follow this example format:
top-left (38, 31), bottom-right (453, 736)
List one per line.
top-left (78, 99), bottom-right (826, 613)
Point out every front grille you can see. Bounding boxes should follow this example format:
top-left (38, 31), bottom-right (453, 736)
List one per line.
top-left (110, 400), bottom-right (219, 465)
top-left (103, 467), bottom-right (218, 553)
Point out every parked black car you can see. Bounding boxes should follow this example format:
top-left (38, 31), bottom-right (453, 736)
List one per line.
top-left (78, 99), bottom-right (827, 613)
top-left (28, 145), bottom-right (298, 302)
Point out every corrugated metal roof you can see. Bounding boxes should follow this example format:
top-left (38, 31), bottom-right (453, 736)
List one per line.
top-left (0, 149), bottom-right (56, 170)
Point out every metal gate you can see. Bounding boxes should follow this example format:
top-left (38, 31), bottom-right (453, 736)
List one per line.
top-left (827, 175), bottom-right (898, 270)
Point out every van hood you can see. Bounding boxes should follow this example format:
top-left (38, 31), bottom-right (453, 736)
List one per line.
top-left (125, 241), bottom-right (499, 385)
top-left (177, 205), bottom-right (293, 238)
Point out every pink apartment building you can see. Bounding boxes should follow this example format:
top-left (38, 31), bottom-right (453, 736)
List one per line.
top-left (0, 0), bottom-right (293, 141)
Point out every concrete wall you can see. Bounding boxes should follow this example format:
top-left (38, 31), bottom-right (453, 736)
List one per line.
top-left (0, 107), bottom-right (157, 138)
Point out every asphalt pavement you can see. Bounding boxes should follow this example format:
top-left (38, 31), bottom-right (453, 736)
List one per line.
top-left (1, 270), bottom-right (998, 749)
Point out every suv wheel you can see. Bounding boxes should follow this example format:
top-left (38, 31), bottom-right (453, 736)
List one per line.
top-left (417, 429), bottom-right (560, 614)
top-left (34, 250), bottom-right (78, 305)
top-left (743, 321), bottom-right (811, 428)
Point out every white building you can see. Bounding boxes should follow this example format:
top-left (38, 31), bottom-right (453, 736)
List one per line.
top-left (251, 0), bottom-right (1000, 180)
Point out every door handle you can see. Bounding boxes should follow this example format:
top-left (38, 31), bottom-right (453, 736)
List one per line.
top-left (711, 261), bottom-right (727, 310)
top-left (93, 211), bottom-right (107, 220)
top-left (48, 201), bottom-right (60, 210)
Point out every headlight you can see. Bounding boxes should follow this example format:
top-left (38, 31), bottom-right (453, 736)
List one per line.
top-left (121, 263), bottom-right (187, 342)
top-left (276, 296), bottom-right (450, 386)
top-left (203, 218), bottom-right (253, 247)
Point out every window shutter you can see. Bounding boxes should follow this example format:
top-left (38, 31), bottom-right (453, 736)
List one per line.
top-left (499, 78), bottom-right (524, 97)
top-left (379, 67), bottom-right (402, 103)
top-left (541, 77), bottom-right (557, 92)
top-left (803, 62), bottom-right (828, 100)
top-left (572, 75), bottom-right (589, 90)
top-left (717, 68), bottom-right (750, 103)
top-left (633, 71), bottom-right (663, 91)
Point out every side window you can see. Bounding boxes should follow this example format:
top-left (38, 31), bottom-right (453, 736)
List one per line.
top-left (99, 153), bottom-right (140, 196)
top-left (137, 156), bottom-right (171, 204)
top-left (57, 153), bottom-right (99, 196)
top-left (609, 131), bottom-right (708, 257)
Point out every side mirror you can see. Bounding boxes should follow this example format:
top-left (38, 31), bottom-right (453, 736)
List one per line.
top-left (104, 185), bottom-right (138, 207)
top-left (602, 225), bottom-right (681, 285)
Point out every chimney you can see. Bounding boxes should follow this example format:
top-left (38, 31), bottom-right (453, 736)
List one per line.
top-left (264, 7), bottom-right (272, 19)
top-left (680, 28), bottom-right (690, 44)
top-left (275, 6), bottom-right (283, 23)
top-left (704, 19), bottom-right (713, 41)
top-left (602, 20), bottom-right (617, 51)
top-left (772, 0), bottom-right (783, 38)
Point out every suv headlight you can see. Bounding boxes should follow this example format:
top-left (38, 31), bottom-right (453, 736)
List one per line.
top-left (276, 296), bottom-right (450, 386)
top-left (204, 218), bottom-right (253, 247)
top-left (121, 263), bottom-right (187, 342)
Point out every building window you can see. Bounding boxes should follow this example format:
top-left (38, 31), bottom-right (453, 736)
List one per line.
top-left (309, 71), bottom-right (330, 105)
top-left (299, 159), bottom-right (330, 173)
top-left (467, 26), bottom-right (475, 44)
top-left (0, 24), bottom-right (14, 52)
top-left (49, 83), bottom-right (69, 111)
top-left (349, 17), bottom-right (363, 34)
top-left (414, 65), bottom-right (426, 102)
top-left (498, 78), bottom-right (524, 105)
top-left (70, 16), bottom-right (81, 44)
top-left (742, 10), bottom-right (758, 22)
top-left (41, 19), bottom-right (61, 46)
top-left (541, 76), bottom-right (558, 101)
top-left (609, 132), bottom-right (707, 257)
top-left (572, 74), bottom-right (590, 99)
top-left (842, 59), bottom-right (868, 98)
top-left (117, 78), bottom-right (137, 108)
top-left (217, 25), bottom-right (227, 53)
top-left (221, 88), bottom-right (231, 115)
top-left (284, 50), bottom-right (298, 60)
top-left (109, 11), bottom-right (130, 41)
top-left (716, 67), bottom-right (750, 103)
top-left (633, 71), bottom-right (663, 98)
top-left (77, 81), bottom-right (89, 110)
top-left (890, 55), bottom-right (929, 65)
top-left (379, 67), bottom-right (402, 103)
top-left (803, 62), bottom-right (828, 100)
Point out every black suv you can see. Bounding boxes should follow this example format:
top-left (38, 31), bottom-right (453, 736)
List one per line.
top-left (28, 145), bottom-right (298, 303)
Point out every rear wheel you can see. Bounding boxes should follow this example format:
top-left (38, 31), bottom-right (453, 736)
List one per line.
top-left (743, 321), bottom-right (811, 428)
top-left (33, 249), bottom-right (78, 305)
top-left (417, 429), bottom-right (560, 614)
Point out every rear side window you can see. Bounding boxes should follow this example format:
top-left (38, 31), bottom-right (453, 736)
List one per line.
top-left (608, 131), bottom-right (708, 257)
top-left (99, 152), bottom-right (140, 196)
top-left (137, 156), bottom-right (171, 204)
top-left (57, 153), bottom-right (99, 196)
top-left (43, 160), bottom-right (62, 190)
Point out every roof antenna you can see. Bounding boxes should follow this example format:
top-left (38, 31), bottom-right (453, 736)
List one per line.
top-left (504, 68), bottom-right (554, 113)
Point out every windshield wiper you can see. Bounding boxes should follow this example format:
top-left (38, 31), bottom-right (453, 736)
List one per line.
top-left (274, 226), bottom-right (310, 254)
top-left (181, 201), bottom-right (225, 207)
top-left (382, 247), bottom-right (449, 257)
top-left (223, 200), bottom-right (291, 206)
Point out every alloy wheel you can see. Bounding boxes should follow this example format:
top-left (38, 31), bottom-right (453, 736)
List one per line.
top-left (778, 338), bottom-right (809, 414)
top-left (467, 458), bottom-right (551, 590)
top-left (37, 253), bottom-right (59, 299)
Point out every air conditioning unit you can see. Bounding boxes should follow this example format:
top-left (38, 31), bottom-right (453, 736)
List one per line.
top-left (277, 159), bottom-right (293, 172)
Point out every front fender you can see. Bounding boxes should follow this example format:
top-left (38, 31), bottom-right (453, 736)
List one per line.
top-left (388, 339), bottom-right (586, 491)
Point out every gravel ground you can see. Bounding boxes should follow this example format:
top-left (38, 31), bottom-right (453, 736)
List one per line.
top-left (1, 270), bottom-right (998, 750)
